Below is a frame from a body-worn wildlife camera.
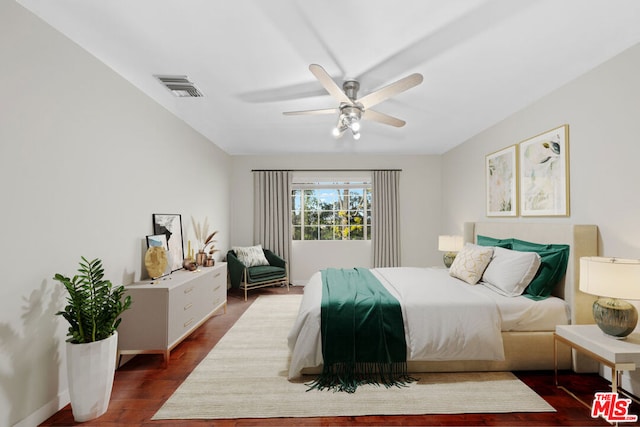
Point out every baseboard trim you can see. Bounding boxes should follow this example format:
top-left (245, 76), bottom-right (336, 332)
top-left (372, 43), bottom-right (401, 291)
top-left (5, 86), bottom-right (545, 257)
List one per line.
top-left (13, 390), bottom-right (69, 427)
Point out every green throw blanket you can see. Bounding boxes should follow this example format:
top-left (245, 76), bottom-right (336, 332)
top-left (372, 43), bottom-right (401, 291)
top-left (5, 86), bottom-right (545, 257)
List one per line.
top-left (308, 268), bottom-right (414, 393)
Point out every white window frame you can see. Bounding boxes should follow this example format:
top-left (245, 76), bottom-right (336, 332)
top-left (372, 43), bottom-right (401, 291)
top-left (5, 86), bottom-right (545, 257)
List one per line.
top-left (291, 172), bottom-right (372, 241)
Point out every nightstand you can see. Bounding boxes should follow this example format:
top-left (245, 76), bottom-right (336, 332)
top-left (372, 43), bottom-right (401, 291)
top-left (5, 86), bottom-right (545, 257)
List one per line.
top-left (554, 324), bottom-right (640, 405)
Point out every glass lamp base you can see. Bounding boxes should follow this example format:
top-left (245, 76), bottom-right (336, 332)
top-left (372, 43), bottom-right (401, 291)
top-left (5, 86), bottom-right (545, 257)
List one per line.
top-left (593, 298), bottom-right (638, 338)
top-left (443, 252), bottom-right (457, 268)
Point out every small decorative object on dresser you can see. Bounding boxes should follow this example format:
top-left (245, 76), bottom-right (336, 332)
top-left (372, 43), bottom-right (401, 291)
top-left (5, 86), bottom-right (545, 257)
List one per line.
top-left (182, 257), bottom-right (197, 271)
top-left (145, 234), bottom-right (169, 279)
top-left (191, 216), bottom-right (219, 266)
top-left (117, 262), bottom-right (227, 366)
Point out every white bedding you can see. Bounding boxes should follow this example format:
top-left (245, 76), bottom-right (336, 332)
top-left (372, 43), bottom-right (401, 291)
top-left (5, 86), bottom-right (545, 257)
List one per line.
top-left (475, 281), bottom-right (570, 331)
top-left (288, 267), bottom-right (542, 379)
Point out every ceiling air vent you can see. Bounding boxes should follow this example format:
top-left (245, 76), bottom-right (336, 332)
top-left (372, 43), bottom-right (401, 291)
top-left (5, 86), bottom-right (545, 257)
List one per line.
top-left (154, 75), bottom-right (204, 97)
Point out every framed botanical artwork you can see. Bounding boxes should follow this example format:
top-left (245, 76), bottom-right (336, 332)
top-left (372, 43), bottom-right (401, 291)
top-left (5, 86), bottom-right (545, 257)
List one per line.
top-left (152, 214), bottom-right (184, 272)
top-left (486, 145), bottom-right (518, 217)
top-left (519, 125), bottom-right (570, 217)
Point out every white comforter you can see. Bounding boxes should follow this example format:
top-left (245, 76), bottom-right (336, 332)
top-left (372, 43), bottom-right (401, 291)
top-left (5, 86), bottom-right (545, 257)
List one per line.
top-left (287, 267), bottom-right (505, 378)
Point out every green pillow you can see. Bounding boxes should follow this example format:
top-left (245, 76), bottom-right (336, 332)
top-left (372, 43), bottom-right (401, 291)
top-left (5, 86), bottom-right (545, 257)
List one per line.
top-left (477, 235), bottom-right (513, 249)
top-left (511, 239), bottom-right (570, 300)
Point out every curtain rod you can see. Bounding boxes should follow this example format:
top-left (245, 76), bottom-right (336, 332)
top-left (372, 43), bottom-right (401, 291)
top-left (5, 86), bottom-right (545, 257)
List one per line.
top-left (251, 168), bottom-right (402, 172)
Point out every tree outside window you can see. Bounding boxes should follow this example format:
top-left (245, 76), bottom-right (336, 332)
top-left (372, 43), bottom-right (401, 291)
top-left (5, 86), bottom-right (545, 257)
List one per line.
top-left (292, 182), bottom-right (371, 241)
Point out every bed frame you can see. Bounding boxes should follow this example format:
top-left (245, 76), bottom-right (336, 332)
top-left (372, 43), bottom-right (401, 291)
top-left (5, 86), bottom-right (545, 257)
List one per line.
top-left (403, 222), bottom-right (599, 373)
top-left (300, 222), bottom-right (599, 375)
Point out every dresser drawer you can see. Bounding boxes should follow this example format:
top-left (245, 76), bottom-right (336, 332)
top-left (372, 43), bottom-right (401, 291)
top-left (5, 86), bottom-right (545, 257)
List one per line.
top-left (210, 265), bottom-right (227, 309)
top-left (211, 281), bottom-right (225, 309)
top-left (168, 279), bottom-right (200, 344)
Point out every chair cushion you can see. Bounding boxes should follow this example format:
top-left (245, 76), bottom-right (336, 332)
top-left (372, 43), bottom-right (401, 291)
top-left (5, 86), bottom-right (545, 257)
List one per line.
top-left (233, 244), bottom-right (269, 267)
top-left (246, 265), bottom-right (286, 283)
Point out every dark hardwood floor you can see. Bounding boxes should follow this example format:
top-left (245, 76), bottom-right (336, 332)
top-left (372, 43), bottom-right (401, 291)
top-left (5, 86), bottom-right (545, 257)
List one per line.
top-left (41, 285), bottom-right (637, 426)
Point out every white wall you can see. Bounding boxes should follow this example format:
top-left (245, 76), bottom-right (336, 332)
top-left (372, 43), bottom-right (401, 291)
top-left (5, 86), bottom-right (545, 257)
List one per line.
top-left (0, 2), bottom-right (231, 426)
top-left (230, 154), bottom-right (442, 283)
top-left (441, 42), bottom-right (640, 394)
top-left (10, 0), bottom-right (640, 422)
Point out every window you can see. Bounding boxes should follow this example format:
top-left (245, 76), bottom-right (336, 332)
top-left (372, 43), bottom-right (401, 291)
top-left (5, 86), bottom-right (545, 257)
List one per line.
top-left (292, 181), bottom-right (372, 240)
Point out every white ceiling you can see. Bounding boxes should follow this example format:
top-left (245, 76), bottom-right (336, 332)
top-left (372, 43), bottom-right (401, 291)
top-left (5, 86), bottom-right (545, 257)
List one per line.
top-left (17, 0), bottom-right (640, 155)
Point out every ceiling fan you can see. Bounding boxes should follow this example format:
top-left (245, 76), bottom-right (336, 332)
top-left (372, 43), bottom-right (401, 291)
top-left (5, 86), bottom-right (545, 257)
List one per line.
top-left (283, 64), bottom-right (423, 140)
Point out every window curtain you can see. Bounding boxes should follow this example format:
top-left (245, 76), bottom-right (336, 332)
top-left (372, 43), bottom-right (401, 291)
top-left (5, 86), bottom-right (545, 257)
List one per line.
top-left (253, 171), bottom-right (292, 264)
top-left (372, 170), bottom-right (401, 267)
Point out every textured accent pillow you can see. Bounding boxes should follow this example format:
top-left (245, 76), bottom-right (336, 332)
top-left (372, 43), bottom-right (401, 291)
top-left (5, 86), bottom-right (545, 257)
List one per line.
top-left (233, 244), bottom-right (269, 267)
top-left (476, 235), bottom-right (513, 249)
top-left (449, 243), bottom-right (494, 285)
top-left (482, 246), bottom-right (541, 297)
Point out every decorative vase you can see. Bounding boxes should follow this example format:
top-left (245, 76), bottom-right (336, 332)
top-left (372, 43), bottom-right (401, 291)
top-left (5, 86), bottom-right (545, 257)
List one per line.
top-left (66, 332), bottom-right (118, 422)
top-left (205, 256), bottom-right (215, 267)
top-left (196, 250), bottom-right (207, 266)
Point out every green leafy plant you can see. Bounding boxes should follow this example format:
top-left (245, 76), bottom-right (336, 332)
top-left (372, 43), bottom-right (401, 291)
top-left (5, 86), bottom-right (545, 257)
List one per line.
top-left (53, 257), bottom-right (132, 344)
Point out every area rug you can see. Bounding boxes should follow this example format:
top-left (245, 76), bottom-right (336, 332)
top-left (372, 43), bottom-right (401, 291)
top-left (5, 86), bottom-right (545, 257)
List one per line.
top-left (153, 294), bottom-right (555, 420)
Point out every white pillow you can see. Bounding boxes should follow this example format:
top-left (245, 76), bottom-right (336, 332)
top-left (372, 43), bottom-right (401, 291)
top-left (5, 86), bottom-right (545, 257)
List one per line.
top-left (233, 244), bottom-right (269, 267)
top-left (482, 246), bottom-right (541, 297)
top-left (449, 243), bottom-right (494, 285)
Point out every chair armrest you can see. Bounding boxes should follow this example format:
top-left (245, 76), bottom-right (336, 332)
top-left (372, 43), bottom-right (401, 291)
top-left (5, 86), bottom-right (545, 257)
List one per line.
top-left (264, 249), bottom-right (286, 268)
top-left (226, 250), bottom-right (246, 288)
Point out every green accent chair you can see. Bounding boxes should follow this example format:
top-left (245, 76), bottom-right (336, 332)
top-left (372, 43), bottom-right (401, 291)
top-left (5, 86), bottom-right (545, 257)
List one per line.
top-left (227, 248), bottom-right (289, 301)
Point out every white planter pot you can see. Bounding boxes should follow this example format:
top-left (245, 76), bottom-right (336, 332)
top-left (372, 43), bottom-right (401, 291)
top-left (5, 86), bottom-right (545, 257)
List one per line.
top-left (66, 331), bottom-right (118, 422)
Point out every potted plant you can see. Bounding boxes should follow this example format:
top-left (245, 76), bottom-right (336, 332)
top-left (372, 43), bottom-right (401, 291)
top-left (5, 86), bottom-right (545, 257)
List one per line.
top-left (191, 216), bottom-right (219, 266)
top-left (53, 256), bottom-right (132, 422)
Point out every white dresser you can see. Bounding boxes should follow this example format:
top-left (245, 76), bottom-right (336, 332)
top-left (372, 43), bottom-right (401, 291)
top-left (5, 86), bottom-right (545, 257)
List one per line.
top-left (117, 262), bottom-right (227, 366)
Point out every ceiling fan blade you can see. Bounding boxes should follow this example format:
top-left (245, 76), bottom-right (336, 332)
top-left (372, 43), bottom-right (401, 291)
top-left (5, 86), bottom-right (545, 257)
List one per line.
top-left (363, 110), bottom-right (406, 127)
top-left (358, 73), bottom-right (423, 109)
top-left (239, 82), bottom-right (327, 103)
top-left (283, 108), bottom-right (338, 116)
top-left (309, 64), bottom-right (352, 104)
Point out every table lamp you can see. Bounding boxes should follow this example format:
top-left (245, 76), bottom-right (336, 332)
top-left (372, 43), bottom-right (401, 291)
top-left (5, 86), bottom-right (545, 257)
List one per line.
top-left (579, 256), bottom-right (640, 339)
top-left (438, 235), bottom-right (463, 268)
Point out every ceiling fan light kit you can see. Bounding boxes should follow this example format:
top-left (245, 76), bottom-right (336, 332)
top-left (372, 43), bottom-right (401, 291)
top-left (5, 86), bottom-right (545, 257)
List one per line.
top-left (284, 64), bottom-right (423, 140)
top-left (334, 102), bottom-right (363, 140)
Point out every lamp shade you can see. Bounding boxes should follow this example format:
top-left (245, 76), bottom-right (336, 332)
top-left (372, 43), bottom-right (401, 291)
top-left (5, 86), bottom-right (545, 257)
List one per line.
top-left (580, 257), bottom-right (640, 300)
top-left (438, 235), bottom-right (463, 252)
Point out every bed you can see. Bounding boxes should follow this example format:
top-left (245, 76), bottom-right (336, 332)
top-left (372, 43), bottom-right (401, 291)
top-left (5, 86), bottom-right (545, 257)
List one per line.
top-left (287, 222), bottom-right (599, 380)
